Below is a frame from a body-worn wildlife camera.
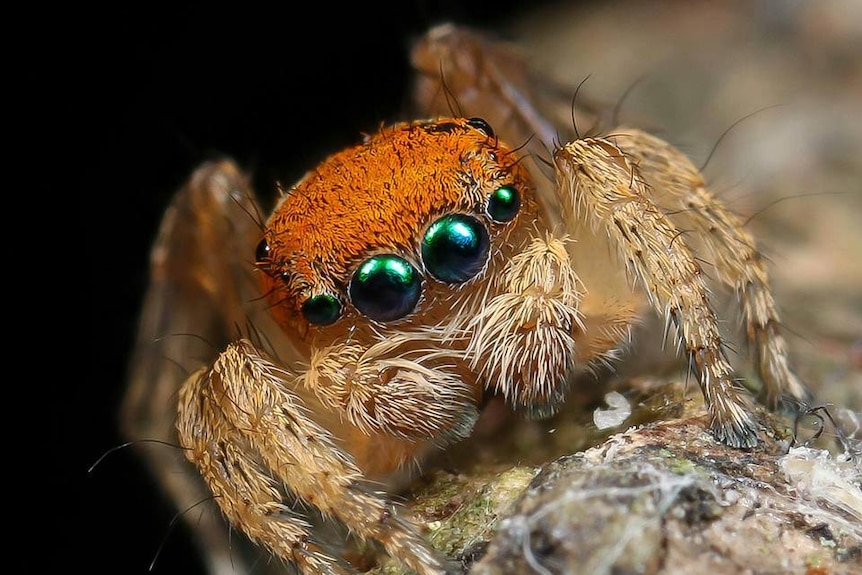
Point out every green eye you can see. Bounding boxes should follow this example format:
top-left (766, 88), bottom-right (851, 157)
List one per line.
top-left (349, 255), bottom-right (421, 322)
top-left (487, 186), bottom-right (520, 222)
top-left (302, 293), bottom-right (342, 326)
top-left (422, 214), bottom-right (489, 283)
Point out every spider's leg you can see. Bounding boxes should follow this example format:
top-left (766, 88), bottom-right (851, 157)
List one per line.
top-left (121, 160), bottom-right (269, 574)
top-left (177, 339), bottom-right (450, 575)
top-left (613, 129), bottom-right (811, 410)
top-left (554, 138), bottom-right (759, 448)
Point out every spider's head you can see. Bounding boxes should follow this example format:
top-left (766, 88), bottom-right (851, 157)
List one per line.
top-left (254, 117), bottom-right (537, 342)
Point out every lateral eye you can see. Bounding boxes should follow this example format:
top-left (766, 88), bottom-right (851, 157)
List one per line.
top-left (466, 117), bottom-right (495, 138)
top-left (422, 214), bottom-right (489, 284)
top-left (302, 293), bottom-right (342, 326)
top-left (486, 185), bottom-right (520, 222)
top-left (255, 237), bottom-right (270, 264)
top-left (349, 255), bottom-right (421, 322)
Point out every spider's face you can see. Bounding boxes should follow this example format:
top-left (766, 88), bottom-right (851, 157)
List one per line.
top-left (255, 117), bottom-right (537, 342)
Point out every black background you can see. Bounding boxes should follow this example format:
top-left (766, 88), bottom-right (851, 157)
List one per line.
top-left (69, 2), bottom-right (558, 573)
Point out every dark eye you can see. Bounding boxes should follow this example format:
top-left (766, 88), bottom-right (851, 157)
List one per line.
top-left (302, 293), bottom-right (342, 326)
top-left (422, 214), bottom-right (489, 283)
top-left (466, 117), bottom-right (495, 138)
top-left (349, 255), bottom-right (421, 322)
top-left (487, 186), bottom-right (520, 222)
top-left (255, 237), bottom-right (270, 264)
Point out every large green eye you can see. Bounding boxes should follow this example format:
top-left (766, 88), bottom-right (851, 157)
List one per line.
top-left (349, 255), bottom-right (421, 322)
top-left (422, 214), bottom-right (489, 283)
top-left (487, 186), bottom-right (520, 222)
top-left (302, 293), bottom-right (342, 326)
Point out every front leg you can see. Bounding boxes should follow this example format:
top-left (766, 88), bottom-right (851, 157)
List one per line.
top-left (555, 139), bottom-right (760, 448)
top-left (611, 128), bottom-right (811, 410)
top-left (177, 339), bottom-right (451, 575)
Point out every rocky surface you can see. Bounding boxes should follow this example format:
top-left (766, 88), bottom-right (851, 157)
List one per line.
top-left (394, 411), bottom-right (861, 575)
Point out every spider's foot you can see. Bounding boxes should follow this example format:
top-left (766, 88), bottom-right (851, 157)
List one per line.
top-left (711, 411), bottom-right (760, 449)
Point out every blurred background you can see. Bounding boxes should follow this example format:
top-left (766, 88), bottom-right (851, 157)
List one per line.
top-left (71, 1), bottom-right (859, 573)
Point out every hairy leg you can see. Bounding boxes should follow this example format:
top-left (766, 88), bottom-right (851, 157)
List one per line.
top-left (555, 138), bottom-right (759, 447)
top-left (177, 339), bottom-right (449, 575)
top-left (612, 128), bottom-right (811, 408)
top-left (121, 160), bottom-right (268, 574)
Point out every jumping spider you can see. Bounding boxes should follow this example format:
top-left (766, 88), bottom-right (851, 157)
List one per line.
top-left (122, 24), bottom-right (810, 575)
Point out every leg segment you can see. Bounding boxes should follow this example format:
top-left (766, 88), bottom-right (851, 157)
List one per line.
top-left (612, 129), bottom-right (811, 408)
top-left (554, 138), bottom-right (759, 447)
top-left (177, 339), bottom-right (448, 575)
top-left (121, 160), bottom-right (270, 574)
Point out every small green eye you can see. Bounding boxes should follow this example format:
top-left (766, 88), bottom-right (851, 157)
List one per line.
top-left (302, 293), bottom-right (342, 326)
top-left (349, 255), bottom-right (421, 322)
top-left (487, 186), bottom-right (520, 222)
top-left (422, 214), bottom-right (489, 283)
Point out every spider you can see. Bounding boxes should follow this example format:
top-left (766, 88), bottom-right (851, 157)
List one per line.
top-left (122, 24), bottom-right (811, 575)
